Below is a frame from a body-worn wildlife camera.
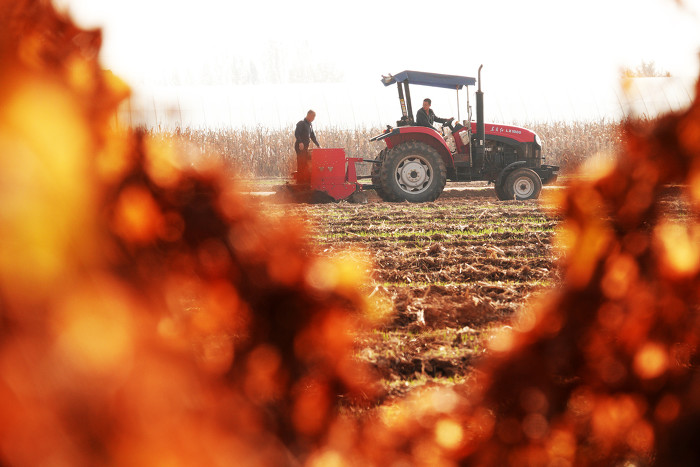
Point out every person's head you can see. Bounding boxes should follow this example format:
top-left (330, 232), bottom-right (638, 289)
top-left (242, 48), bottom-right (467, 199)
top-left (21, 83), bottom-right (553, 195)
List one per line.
top-left (306, 110), bottom-right (316, 123)
top-left (422, 98), bottom-right (431, 111)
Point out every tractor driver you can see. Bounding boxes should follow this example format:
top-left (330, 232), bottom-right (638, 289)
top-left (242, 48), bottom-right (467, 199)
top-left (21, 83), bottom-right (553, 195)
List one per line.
top-left (294, 110), bottom-right (321, 183)
top-left (416, 98), bottom-right (453, 129)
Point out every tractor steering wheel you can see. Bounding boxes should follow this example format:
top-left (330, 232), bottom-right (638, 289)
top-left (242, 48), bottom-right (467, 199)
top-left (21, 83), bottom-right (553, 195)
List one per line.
top-left (440, 118), bottom-right (455, 133)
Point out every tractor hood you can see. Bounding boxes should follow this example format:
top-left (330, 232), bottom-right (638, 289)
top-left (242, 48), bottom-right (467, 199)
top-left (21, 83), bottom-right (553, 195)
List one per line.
top-left (470, 122), bottom-right (538, 144)
top-left (381, 71), bottom-right (476, 90)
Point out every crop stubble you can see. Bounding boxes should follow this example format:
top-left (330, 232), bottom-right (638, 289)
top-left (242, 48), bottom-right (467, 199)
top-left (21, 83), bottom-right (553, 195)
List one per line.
top-left (268, 186), bottom-right (562, 399)
top-left (268, 185), bottom-right (692, 403)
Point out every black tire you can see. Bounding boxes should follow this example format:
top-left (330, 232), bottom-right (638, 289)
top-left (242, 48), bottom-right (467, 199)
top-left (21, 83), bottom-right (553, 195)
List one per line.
top-left (504, 168), bottom-right (542, 200)
top-left (371, 148), bottom-right (398, 201)
top-left (494, 180), bottom-right (509, 200)
top-left (378, 142), bottom-right (447, 203)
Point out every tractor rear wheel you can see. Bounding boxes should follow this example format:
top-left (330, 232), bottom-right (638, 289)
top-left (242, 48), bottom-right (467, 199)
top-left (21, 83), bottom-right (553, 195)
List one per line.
top-left (504, 167), bottom-right (542, 200)
top-left (378, 142), bottom-right (447, 203)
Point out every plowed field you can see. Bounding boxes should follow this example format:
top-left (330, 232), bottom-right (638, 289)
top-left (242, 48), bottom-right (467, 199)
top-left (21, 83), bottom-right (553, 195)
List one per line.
top-left (260, 182), bottom-right (690, 403)
top-left (264, 183), bottom-right (562, 400)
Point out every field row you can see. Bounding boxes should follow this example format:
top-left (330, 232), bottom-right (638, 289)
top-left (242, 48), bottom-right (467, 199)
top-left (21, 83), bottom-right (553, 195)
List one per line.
top-left (274, 193), bottom-right (561, 397)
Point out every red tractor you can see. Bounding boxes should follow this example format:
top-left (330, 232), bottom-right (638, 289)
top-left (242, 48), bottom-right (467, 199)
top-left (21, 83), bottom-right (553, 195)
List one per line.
top-left (368, 67), bottom-right (559, 202)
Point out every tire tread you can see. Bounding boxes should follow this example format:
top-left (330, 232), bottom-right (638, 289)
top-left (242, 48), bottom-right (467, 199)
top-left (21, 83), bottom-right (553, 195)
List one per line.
top-left (377, 142), bottom-right (447, 203)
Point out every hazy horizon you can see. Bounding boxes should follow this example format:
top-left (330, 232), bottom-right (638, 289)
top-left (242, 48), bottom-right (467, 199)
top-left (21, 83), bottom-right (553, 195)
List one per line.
top-left (56, 0), bottom-right (700, 128)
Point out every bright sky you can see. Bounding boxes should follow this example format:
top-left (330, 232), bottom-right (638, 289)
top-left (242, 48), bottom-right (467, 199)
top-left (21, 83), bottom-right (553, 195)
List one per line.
top-left (55, 0), bottom-right (700, 127)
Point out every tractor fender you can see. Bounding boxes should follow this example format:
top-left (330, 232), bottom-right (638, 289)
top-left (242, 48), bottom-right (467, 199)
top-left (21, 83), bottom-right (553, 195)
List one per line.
top-left (384, 127), bottom-right (455, 170)
top-left (369, 129), bottom-right (397, 142)
top-left (496, 161), bottom-right (527, 186)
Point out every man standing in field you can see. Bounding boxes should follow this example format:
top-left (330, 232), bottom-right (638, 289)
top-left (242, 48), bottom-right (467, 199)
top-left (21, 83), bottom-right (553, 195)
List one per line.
top-left (294, 110), bottom-right (321, 183)
top-left (416, 98), bottom-right (453, 129)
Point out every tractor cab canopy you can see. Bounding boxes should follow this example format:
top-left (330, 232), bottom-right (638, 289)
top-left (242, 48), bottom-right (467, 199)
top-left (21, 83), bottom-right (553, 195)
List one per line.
top-left (381, 71), bottom-right (476, 126)
top-left (381, 70), bottom-right (476, 89)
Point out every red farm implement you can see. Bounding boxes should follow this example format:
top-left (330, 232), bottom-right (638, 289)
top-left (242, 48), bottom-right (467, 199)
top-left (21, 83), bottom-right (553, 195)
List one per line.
top-left (277, 148), bottom-right (367, 203)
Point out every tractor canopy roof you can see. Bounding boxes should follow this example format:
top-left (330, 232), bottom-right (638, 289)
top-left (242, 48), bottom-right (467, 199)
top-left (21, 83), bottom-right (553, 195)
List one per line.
top-left (381, 70), bottom-right (476, 90)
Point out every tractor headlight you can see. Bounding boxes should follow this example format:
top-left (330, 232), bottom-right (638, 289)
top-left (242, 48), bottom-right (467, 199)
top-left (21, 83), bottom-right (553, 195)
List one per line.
top-left (534, 133), bottom-right (541, 146)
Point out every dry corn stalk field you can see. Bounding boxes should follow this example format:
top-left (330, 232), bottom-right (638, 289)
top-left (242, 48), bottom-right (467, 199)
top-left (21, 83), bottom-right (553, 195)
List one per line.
top-left (151, 119), bottom-right (624, 179)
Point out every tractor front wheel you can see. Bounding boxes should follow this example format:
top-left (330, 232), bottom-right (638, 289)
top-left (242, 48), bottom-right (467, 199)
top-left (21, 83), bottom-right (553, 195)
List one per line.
top-left (377, 142), bottom-right (447, 203)
top-left (504, 167), bottom-right (542, 200)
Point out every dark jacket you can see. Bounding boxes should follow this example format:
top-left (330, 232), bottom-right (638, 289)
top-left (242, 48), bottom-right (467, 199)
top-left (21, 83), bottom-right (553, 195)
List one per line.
top-left (294, 118), bottom-right (320, 150)
top-left (416, 108), bottom-right (450, 128)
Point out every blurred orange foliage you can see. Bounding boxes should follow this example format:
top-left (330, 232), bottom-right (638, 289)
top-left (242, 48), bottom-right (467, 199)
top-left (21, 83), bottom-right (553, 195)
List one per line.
top-left (1, 1), bottom-right (699, 466)
top-left (0, 1), bottom-right (376, 465)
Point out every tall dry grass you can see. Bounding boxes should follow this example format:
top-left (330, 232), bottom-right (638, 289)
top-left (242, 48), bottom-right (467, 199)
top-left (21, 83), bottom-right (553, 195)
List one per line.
top-left (527, 119), bottom-right (625, 172)
top-left (147, 126), bottom-right (382, 179)
top-left (147, 120), bottom-right (624, 179)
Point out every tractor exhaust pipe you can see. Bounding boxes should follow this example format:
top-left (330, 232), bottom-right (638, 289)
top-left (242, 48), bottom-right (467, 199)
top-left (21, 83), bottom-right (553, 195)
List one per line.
top-left (475, 65), bottom-right (485, 166)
